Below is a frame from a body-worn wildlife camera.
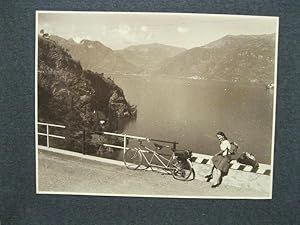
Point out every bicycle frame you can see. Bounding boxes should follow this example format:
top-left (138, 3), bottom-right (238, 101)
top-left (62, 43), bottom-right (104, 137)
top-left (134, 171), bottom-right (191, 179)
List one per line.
top-left (138, 144), bottom-right (176, 171)
top-left (123, 138), bottom-right (195, 181)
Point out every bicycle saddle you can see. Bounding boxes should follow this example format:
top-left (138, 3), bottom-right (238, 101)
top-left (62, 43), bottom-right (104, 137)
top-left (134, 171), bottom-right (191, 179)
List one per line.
top-left (153, 143), bottom-right (165, 150)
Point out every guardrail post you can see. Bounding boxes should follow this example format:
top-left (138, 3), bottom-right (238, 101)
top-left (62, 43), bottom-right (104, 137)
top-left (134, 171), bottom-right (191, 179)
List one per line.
top-left (82, 130), bottom-right (86, 154)
top-left (46, 124), bottom-right (49, 148)
top-left (173, 142), bottom-right (177, 150)
top-left (123, 134), bottom-right (127, 154)
top-left (38, 122), bottom-right (66, 148)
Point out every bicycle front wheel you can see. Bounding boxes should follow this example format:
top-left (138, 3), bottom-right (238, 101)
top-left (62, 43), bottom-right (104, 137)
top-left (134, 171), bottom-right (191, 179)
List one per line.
top-left (123, 148), bottom-right (142, 170)
top-left (171, 158), bottom-right (192, 181)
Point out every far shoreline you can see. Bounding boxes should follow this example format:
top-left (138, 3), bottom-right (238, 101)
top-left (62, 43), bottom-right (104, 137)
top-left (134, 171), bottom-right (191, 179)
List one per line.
top-left (106, 73), bottom-right (274, 87)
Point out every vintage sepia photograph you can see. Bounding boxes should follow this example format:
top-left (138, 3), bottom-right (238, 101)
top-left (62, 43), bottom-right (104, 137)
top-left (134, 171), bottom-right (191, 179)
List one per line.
top-left (36, 11), bottom-right (278, 198)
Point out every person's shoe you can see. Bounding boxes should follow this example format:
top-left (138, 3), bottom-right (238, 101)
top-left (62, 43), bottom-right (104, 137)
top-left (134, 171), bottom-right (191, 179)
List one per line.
top-left (211, 183), bottom-right (220, 188)
top-left (206, 177), bottom-right (212, 182)
top-left (205, 174), bottom-right (213, 182)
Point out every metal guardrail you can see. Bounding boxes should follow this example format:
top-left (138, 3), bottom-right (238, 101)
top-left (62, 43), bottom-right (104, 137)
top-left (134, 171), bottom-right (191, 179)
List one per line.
top-left (101, 132), bottom-right (179, 153)
top-left (37, 122), bottom-right (271, 176)
top-left (37, 122), bottom-right (66, 148)
top-left (102, 132), bottom-right (146, 153)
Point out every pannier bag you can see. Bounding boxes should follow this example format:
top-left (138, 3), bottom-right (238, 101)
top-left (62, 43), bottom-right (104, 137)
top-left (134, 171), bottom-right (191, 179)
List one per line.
top-left (174, 150), bottom-right (192, 160)
top-left (229, 142), bottom-right (239, 155)
top-left (237, 152), bottom-right (259, 169)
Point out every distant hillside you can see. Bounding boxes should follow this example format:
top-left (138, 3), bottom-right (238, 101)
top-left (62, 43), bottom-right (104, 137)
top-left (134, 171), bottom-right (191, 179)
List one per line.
top-left (38, 36), bottom-right (136, 151)
top-left (154, 34), bottom-right (276, 83)
top-left (115, 43), bottom-right (186, 74)
top-left (49, 35), bottom-right (142, 75)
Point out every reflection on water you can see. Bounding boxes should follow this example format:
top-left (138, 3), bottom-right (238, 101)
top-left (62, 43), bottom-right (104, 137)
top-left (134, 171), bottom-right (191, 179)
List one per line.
top-left (110, 76), bottom-right (274, 164)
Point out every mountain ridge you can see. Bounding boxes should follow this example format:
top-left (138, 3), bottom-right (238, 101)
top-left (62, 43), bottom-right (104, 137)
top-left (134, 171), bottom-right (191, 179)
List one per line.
top-left (49, 33), bottom-right (276, 83)
top-left (115, 43), bottom-right (186, 74)
top-left (154, 33), bottom-right (276, 83)
top-left (49, 35), bottom-right (142, 75)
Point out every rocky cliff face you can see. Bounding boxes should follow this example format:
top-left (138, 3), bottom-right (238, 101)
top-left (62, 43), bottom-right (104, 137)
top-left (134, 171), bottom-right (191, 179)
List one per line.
top-left (38, 36), bottom-right (136, 151)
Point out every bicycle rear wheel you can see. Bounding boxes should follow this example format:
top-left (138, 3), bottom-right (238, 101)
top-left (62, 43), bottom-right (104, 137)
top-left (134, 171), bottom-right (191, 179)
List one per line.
top-left (123, 148), bottom-right (142, 170)
top-left (171, 158), bottom-right (192, 181)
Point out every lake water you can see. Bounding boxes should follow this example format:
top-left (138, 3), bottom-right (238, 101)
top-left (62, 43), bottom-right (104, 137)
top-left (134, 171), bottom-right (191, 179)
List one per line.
top-left (112, 76), bottom-right (274, 164)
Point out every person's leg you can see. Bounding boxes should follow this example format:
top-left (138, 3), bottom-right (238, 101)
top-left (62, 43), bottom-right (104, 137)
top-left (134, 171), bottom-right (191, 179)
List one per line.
top-left (209, 165), bottom-right (215, 175)
top-left (206, 165), bottom-right (214, 176)
top-left (205, 165), bottom-right (215, 181)
top-left (211, 169), bottom-right (222, 188)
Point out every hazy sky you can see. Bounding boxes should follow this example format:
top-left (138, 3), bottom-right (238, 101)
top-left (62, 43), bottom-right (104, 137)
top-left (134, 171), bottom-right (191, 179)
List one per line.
top-left (38, 12), bottom-right (278, 50)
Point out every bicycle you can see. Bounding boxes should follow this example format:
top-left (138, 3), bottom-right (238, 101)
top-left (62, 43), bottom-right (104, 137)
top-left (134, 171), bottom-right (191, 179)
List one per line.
top-left (123, 138), bottom-right (197, 181)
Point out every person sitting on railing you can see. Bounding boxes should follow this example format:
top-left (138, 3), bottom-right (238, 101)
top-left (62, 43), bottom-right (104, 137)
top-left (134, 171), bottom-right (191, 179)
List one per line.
top-left (205, 131), bottom-right (232, 188)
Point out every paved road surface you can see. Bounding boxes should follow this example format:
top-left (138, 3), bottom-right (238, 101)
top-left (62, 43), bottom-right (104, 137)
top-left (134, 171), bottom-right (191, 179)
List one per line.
top-left (38, 150), bottom-right (268, 198)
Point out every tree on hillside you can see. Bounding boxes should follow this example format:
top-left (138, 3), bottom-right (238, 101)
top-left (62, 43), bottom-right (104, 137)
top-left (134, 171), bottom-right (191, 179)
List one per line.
top-left (40, 29), bottom-right (49, 39)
